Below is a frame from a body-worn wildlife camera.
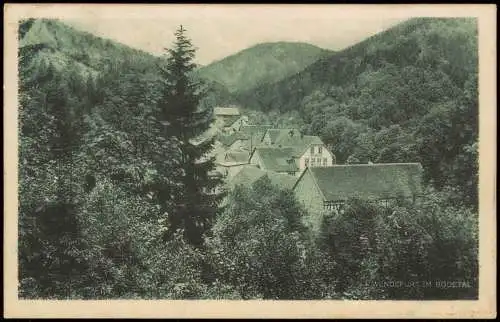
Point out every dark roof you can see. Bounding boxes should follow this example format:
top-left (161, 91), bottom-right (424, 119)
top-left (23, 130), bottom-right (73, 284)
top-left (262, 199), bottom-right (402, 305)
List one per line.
top-left (264, 129), bottom-right (301, 144)
top-left (262, 129), bottom-right (325, 156)
top-left (221, 115), bottom-right (244, 127)
top-left (254, 147), bottom-right (299, 172)
top-left (218, 124), bottom-right (273, 148)
top-left (217, 132), bottom-right (248, 147)
top-left (297, 163), bottom-right (423, 202)
top-left (217, 151), bottom-right (250, 165)
top-left (229, 166), bottom-right (297, 190)
top-left (240, 125), bottom-right (273, 143)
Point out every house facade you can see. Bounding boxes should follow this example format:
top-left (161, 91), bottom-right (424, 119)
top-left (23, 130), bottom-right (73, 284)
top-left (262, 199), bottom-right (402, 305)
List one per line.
top-left (293, 163), bottom-right (424, 233)
top-left (258, 128), bottom-right (336, 177)
top-left (298, 143), bottom-right (336, 170)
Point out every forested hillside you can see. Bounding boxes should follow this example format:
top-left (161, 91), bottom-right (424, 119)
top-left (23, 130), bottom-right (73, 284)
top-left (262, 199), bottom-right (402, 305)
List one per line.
top-left (196, 42), bottom-right (332, 93)
top-left (237, 18), bottom-right (478, 209)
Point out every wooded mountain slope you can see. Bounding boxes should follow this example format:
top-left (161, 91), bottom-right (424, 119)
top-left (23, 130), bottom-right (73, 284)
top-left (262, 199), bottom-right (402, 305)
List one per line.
top-left (237, 17), bottom-right (478, 208)
top-left (237, 18), bottom-right (477, 114)
top-left (196, 42), bottom-right (332, 93)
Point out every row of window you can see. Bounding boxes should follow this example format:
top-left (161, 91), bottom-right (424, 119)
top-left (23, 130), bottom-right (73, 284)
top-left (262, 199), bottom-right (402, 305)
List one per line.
top-left (304, 157), bottom-right (329, 167)
top-left (323, 199), bottom-right (402, 211)
top-left (310, 146), bottom-right (323, 154)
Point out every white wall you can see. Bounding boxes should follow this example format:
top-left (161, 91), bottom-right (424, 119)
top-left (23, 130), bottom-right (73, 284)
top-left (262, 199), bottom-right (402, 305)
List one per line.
top-left (298, 144), bottom-right (334, 171)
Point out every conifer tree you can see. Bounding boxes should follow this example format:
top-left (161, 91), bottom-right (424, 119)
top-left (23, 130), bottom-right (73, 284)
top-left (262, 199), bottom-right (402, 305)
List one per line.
top-left (158, 25), bottom-right (224, 247)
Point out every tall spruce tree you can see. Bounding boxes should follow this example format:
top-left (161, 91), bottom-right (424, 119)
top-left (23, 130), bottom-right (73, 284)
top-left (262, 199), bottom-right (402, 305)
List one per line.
top-left (158, 25), bottom-right (224, 247)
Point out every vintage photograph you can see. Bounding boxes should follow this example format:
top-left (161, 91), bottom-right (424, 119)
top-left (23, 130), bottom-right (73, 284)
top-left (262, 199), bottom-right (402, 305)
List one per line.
top-left (7, 4), bottom-right (495, 315)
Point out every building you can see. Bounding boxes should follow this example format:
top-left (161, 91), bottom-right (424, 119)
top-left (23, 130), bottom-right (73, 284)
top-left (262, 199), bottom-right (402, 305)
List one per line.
top-left (250, 128), bottom-right (335, 176)
top-left (239, 125), bottom-right (273, 151)
top-left (213, 107), bottom-right (249, 133)
top-left (217, 131), bottom-right (249, 151)
top-left (262, 128), bottom-right (302, 145)
top-left (215, 150), bottom-right (251, 179)
top-left (250, 147), bottom-right (300, 176)
top-left (293, 163), bottom-right (424, 232)
top-left (217, 124), bottom-right (273, 152)
top-left (228, 165), bottom-right (297, 191)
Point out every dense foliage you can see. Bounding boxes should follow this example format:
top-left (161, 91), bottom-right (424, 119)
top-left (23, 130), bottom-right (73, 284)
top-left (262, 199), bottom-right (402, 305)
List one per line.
top-left (237, 18), bottom-right (479, 209)
top-left (156, 25), bottom-right (225, 247)
top-left (196, 42), bottom-right (331, 93)
top-left (18, 18), bottom-right (478, 300)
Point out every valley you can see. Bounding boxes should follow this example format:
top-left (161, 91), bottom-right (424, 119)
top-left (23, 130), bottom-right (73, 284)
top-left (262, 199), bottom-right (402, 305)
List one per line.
top-left (17, 17), bottom-right (479, 301)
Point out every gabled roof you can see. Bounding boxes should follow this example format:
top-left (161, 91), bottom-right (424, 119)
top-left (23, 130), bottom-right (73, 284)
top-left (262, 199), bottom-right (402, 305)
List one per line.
top-left (264, 129), bottom-right (301, 145)
top-left (189, 125), bottom-right (218, 146)
top-left (216, 151), bottom-right (250, 166)
top-left (229, 165), bottom-right (297, 190)
top-left (218, 124), bottom-right (273, 148)
top-left (294, 163), bottom-right (424, 202)
top-left (221, 115), bottom-right (244, 127)
top-left (254, 147), bottom-right (299, 172)
top-left (240, 125), bottom-right (273, 143)
top-left (214, 107), bottom-right (240, 116)
top-left (288, 135), bottom-right (325, 157)
top-left (262, 129), bottom-right (325, 155)
top-left (217, 132), bottom-right (248, 147)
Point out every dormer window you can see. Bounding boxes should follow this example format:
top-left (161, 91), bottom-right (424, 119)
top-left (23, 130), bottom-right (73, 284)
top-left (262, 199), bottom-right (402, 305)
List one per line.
top-left (310, 146), bottom-right (314, 154)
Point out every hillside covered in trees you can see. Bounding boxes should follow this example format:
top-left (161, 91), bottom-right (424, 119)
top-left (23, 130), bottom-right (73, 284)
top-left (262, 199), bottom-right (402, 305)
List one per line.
top-left (18, 18), bottom-right (478, 300)
top-left (237, 17), bottom-right (478, 209)
top-left (196, 42), bottom-right (332, 93)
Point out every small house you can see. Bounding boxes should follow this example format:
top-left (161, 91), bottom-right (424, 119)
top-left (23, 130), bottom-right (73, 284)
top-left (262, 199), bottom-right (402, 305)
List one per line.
top-left (228, 165), bottom-right (297, 191)
top-left (213, 107), bottom-right (248, 133)
top-left (250, 147), bottom-right (300, 176)
top-left (253, 128), bottom-right (336, 176)
top-left (215, 150), bottom-right (251, 179)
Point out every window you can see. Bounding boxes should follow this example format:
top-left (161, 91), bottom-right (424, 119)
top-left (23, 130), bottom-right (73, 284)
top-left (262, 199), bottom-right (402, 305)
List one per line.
top-left (311, 158), bottom-right (316, 167)
top-left (316, 158), bottom-right (321, 165)
top-left (322, 158), bottom-right (327, 166)
top-left (310, 146), bottom-right (315, 154)
top-left (304, 158), bottom-right (309, 167)
top-left (323, 201), bottom-right (345, 213)
top-left (318, 146), bottom-right (322, 154)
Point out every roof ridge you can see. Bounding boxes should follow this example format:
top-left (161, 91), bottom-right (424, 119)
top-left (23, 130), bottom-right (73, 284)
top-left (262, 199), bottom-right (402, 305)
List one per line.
top-left (312, 162), bottom-right (422, 168)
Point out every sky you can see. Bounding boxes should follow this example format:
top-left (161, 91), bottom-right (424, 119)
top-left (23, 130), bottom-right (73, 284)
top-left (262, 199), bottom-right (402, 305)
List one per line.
top-left (62, 5), bottom-right (416, 65)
